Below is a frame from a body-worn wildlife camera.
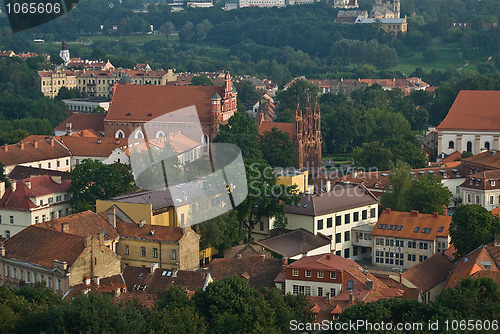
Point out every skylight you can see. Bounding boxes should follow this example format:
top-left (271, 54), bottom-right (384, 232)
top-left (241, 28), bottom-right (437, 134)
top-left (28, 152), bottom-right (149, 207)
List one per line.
top-left (414, 227), bottom-right (419, 233)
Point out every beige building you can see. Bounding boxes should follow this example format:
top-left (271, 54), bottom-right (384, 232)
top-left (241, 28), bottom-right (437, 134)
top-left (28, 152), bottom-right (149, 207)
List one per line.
top-left (371, 209), bottom-right (451, 270)
top-left (460, 170), bottom-right (500, 210)
top-left (38, 69), bottom-right (78, 98)
top-left (0, 226), bottom-right (121, 296)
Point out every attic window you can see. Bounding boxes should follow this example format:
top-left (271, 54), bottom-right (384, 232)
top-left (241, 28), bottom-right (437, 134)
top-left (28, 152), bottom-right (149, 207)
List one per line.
top-left (147, 113), bottom-right (152, 117)
top-left (397, 225), bottom-right (403, 231)
top-left (303, 203), bottom-right (308, 208)
top-left (388, 225), bottom-right (393, 230)
top-left (481, 261), bottom-right (492, 270)
top-left (438, 227), bottom-right (444, 233)
top-left (414, 227), bottom-right (420, 233)
top-left (126, 112), bottom-right (131, 116)
top-left (378, 225), bottom-right (383, 229)
top-left (381, 224), bottom-right (387, 229)
top-left (426, 228), bottom-right (431, 233)
top-left (421, 228), bottom-right (427, 233)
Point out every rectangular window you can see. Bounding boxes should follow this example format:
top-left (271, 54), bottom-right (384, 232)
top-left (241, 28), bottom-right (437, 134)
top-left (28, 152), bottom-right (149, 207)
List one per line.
top-left (370, 208), bottom-right (376, 218)
top-left (292, 269), bottom-right (298, 276)
top-left (140, 247), bottom-right (146, 257)
top-left (330, 288), bottom-right (336, 297)
top-left (42, 215), bottom-right (46, 222)
top-left (124, 245), bottom-right (129, 255)
top-left (12, 268), bottom-right (16, 278)
top-left (9, 216), bottom-right (13, 224)
top-left (6, 266), bottom-right (10, 277)
top-left (344, 231), bottom-right (350, 242)
top-left (19, 269), bottom-right (24, 281)
top-left (259, 221), bottom-right (264, 231)
top-left (336, 216), bottom-right (341, 226)
top-left (171, 249), bottom-right (177, 260)
top-left (335, 233), bottom-right (341, 243)
top-left (362, 210), bottom-right (367, 220)
top-left (314, 218), bottom-right (323, 230)
top-left (353, 212), bottom-right (359, 222)
top-left (330, 272), bottom-right (336, 279)
top-left (47, 277), bottom-right (52, 288)
top-left (317, 287), bottom-right (323, 297)
top-left (490, 196), bottom-right (494, 205)
top-left (344, 248), bottom-right (350, 258)
top-left (344, 213), bottom-right (350, 224)
top-left (327, 217), bottom-right (333, 228)
top-left (56, 279), bottom-right (61, 291)
top-left (180, 213), bottom-right (185, 226)
top-left (305, 270), bottom-right (311, 277)
top-left (476, 195), bottom-right (480, 204)
top-left (317, 271), bottom-right (324, 278)
top-left (153, 248), bottom-right (158, 258)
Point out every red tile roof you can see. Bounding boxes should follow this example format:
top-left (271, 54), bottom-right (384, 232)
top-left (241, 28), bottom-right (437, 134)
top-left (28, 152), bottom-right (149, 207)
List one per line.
top-left (258, 121), bottom-right (295, 140)
top-left (116, 221), bottom-right (184, 243)
top-left (36, 211), bottom-right (119, 241)
top-left (441, 151), bottom-right (461, 163)
top-left (0, 138), bottom-right (70, 166)
top-left (462, 149), bottom-right (500, 170)
top-left (286, 253), bottom-right (355, 271)
top-left (460, 169), bottom-right (500, 190)
top-left (372, 209), bottom-right (451, 241)
top-left (402, 253), bottom-right (454, 292)
top-left (0, 175), bottom-right (70, 210)
top-left (64, 274), bottom-right (126, 300)
top-left (106, 84), bottom-right (225, 124)
top-left (3, 226), bottom-right (85, 268)
top-left (54, 113), bottom-right (106, 132)
top-left (437, 91), bottom-right (500, 131)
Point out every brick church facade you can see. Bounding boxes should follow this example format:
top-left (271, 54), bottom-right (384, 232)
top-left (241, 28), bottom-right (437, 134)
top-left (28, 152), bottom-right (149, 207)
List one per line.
top-left (104, 72), bottom-right (237, 143)
top-left (258, 96), bottom-right (322, 170)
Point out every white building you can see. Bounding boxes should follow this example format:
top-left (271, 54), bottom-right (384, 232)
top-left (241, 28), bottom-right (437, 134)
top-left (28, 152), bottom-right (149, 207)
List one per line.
top-left (459, 170), bottom-right (500, 210)
top-left (0, 176), bottom-right (71, 238)
top-left (437, 90), bottom-right (500, 157)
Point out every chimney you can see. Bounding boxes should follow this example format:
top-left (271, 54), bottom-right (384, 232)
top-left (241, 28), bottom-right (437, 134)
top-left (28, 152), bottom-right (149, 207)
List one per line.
top-left (61, 222), bottom-right (69, 233)
top-left (326, 181), bottom-right (331, 192)
top-left (84, 277), bottom-right (91, 286)
top-left (385, 208), bottom-right (391, 214)
top-left (93, 277), bottom-right (100, 286)
top-left (139, 220), bottom-right (145, 228)
top-left (98, 232), bottom-right (105, 245)
top-left (0, 246), bottom-right (5, 257)
top-left (11, 182), bottom-right (16, 192)
top-left (150, 262), bottom-right (159, 274)
top-left (19, 142), bottom-right (24, 150)
top-left (348, 292), bottom-right (353, 304)
top-left (411, 210), bottom-right (419, 217)
top-left (0, 182), bottom-right (5, 198)
top-left (97, 138), bottom-right (102, 144)
top-left (51, 176), bottom-right (62, 184)
top-left (66, 122), bottom-right (72, 136)
top-left (282, 257), bottom-right (288, 266)
top-left (433, 212), bottom-right (439, 218)
top-left (365, 279), bottom-right (374, 290)
top-left (24, 181), bottom-right (31, 189)
top-left (50, 138), bottom-right (54, 146)
top-left (325, 254), bottom-right (331, 260)
top-left (108, 207), bottom-right (116, 228)
top-left (33, 140), bottom-right (38, 148)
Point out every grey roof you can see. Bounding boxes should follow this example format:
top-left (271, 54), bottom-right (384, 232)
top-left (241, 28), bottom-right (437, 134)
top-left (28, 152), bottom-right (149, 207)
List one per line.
top-left (355, 17), bottom-right (405, 24)
top-left (111, 188), bottom-right (175, 210)
top-left (211, 92), bottom-right (221, 100)
top-left (284, 182), bottom-right (378, 216)
top-left (256, 228), bottom-right (331, 258)
top-left (118, 75), bottom-right (133, 84)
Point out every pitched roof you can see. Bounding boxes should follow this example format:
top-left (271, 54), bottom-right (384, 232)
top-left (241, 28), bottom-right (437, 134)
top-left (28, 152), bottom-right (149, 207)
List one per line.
top-left (36, 211), bottom-right (119, 241)
top-left (116, 220), bottom-right (184, 243)
top-left (460, 169), bottom-right (500, 190)
top-left (0, 175), bottom-right (71, 210)
top-left (106, 84), bottom-right (225, 124)
top-left (54, 113), bottom-right (106, 132)
top-left (441, 151), bottom-right (462, 163)
top-left (286, 253), bottom-right (355, 271)
top-left (402, 253), bottom-right (454, 292)
top-left (284, 183), bottom-right (378, 216)
top-left (258, 121), bottom-right (295, 140)
top-left (7, 165), bottom-right (70, 181)
top-left (445, 244), bottom-right (500, 288)
top-left (205, 255), bottom-right (283, 289)
top-left (256, 229), bottom-right (331, 258)
top-left (3, 226), bottom-right (85, 268)
top-left (64, 274), bottom-right (126, 300)
top-left (0, 138), bottom-right (70, 166)
top-left (437, 90), bottom-right (500, 131)
top-left (372, 209), bottom-right (451, 241)
top-left (462, 149), bottom-right (500, 170)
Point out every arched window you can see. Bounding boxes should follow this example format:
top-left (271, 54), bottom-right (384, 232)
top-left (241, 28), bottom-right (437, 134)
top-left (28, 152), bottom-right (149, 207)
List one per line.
top-left (466, 141), bottom-right (472, 152)
top-left (156, 131), bottom-right (165, 138)
top-left (485, 141), bottom-right (491, 150)
top-left (115, 130), bottom-right (125, 138)
top-left (448, 141), bottom-right (454, 149)
top-left (135, 130), bottom-right (144, 139)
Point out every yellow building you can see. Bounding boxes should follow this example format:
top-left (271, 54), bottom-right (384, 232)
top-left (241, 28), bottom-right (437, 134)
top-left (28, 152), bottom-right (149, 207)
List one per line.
top-left (37, 69), bottom-right (78, 98)
top-left (276, 169), bottom-right (309, 193)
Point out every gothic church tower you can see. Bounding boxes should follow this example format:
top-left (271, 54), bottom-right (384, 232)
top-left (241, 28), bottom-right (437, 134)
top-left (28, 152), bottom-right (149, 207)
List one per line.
top-left (295, 95), bottom-right (322, 171)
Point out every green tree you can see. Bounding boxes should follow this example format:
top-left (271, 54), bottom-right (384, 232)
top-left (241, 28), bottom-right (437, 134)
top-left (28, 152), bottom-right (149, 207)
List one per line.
top-left (235, 80), bottom-right (260, 108)
top-left (381, 161), bottom-right (413, 211)
top-left (450, 204), bottom-right (500, 257)
top-left (353, 141), bottom-right (393, 170)
top-left (194, 210), bottom-right (245, 252)
top-left (258, 127), bottom-right (298, 168)
top-left (191, 75), bottom-right (214, 86)
top-left (406, 174), bottom-right (452, 215)
top-left (69, 160), bottom-right (137, 212)
top-left (275, 79), bottom-right (319, 117)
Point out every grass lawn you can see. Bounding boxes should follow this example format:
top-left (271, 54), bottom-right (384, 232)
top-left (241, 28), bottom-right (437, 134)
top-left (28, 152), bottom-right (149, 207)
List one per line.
top-left (396, 38), bottom-right (483, 74)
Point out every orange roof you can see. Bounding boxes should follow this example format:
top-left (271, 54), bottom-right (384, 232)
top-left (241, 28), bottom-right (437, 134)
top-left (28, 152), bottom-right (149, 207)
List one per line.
top-left (462, 149), bottom-right (500, 169)
top-left (3, 226), bottom-right (86, 268)
top-left (54, 113), bottom-right (106, 132)
top-left (106, 84), bottom-right (225, 124)
top-left (437, 91), bottom-right (500, 131)
top-left (441, 151), bottom-right (461, 163)
top-left (402, 253), bottom-right (454, 292)
top-left (116, 221), bottom-right (184, 243)
top-left (372, 209), bottom-right (451, 241)
top-left (0, 138), bottom-right (70, 166)
top-left (258, 121), bottom-right (295, 140)
top-left (286, 253), bottom-right (354, 271)
top-left (0, 175), bottom-right (70, 210)
top-left (460, 169), bottom-right (500, 190)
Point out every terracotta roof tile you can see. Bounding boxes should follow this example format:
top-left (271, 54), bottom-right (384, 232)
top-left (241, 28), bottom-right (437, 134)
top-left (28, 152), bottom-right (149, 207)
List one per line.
top-left (7, 165), bottom-right (70, 181)
top-left (286, 253), bottom-right (355, 271)
top-left (256, 229), bottom-right (331, 258)
top-left (438, 90), bottom-right (500, 131)
top-left (258, 121), bottom-right (295, 140)
top-left (0, 175), bottom-right (70, 210)
top-left (460, 169), bottom-right (500, 190)
top-left (372, 210), bottom-right (451, 241)
top-left (3, 226), bottom-right (85, 268)
top-left (402, 253), bottom-right (454, 292)
top-left (106, 84), bottom-right (225, 123)
top-left (0, 138), bottom-right (70, 166)
top-left (54, 113), bottom-right (106, 132)
top-left (116, 221), bottom-right (184, 243)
